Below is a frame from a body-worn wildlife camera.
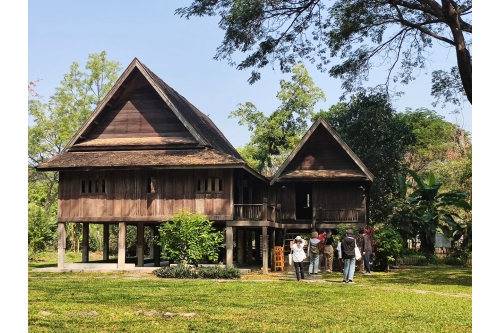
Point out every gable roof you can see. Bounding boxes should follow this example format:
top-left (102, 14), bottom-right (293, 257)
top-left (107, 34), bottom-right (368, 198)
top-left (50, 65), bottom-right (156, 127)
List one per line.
top-left (36, 58), bottom-right (269, 181)
top-left (270, 117), bottom-right (375, 184)
top-left (61, 58), bottom-right (241, 158)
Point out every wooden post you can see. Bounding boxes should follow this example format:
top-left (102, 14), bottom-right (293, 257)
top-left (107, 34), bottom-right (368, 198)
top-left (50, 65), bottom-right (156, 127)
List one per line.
top-left (57, 222), bottom-right (66, 269)
top-left (262, 197), bottom-right (268, 221)
top-left (237, 229), bottom-right (244, 265)
top-left (319, 206), bottom-right (323, 224)
top-left (118, 222), bottom-right (126, 269)
top-left (245, 231), bottom-right (253, 264)
top-left (136, 223), bottom-right (144, 267)
top-left (225, 226), bottom-right (234, 268)
top-left (103, 224), bottom-right (109, 261)
top-left (82, 223), bottom-right (89, 263)
top-left (153, 225), bottom-right (161, 267)
top-left (255, 230), bottom-right (261, 263)
top-left (270, 228), bottom-right (276, 271)
top-left (262, 227), bottom-right (268, 274)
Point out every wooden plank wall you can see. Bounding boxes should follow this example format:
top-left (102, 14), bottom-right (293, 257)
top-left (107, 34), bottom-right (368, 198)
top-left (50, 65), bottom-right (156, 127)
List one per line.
top-left (313, 182), bottom-right (365, 211)
top-left (88, 74), bottom-right (193, 140)
top-left (58, 169), bottom-right (233, 221)
top-left (285, 125), bottom-right (360, 172)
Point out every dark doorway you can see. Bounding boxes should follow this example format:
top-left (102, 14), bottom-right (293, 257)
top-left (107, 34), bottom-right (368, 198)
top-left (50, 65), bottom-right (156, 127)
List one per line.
top-left (295, 183), bottom-right (312, 220)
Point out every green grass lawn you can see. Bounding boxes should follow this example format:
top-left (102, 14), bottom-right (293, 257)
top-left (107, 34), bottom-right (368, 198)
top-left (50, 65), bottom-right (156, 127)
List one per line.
top-left (28, 254), bottom-right (472, 333)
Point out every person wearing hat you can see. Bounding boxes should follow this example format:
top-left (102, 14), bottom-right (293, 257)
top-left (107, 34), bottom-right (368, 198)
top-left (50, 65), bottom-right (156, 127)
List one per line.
top-left (291, 236), bottom-right (307, 281)
top-left (339, 229), bottom-right (357, 283)
top-left (360, 228), bottom-right (373, 275)
top-left (323, 229), bottom-right (334, 273)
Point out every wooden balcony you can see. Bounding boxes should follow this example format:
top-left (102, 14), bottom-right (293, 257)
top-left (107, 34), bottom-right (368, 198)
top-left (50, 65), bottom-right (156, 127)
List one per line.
top-left (231, 198), bottom-right (281, 227)
top-left (320, 208), bottom-right (362, 222)
top-left (315, 207), bottom-right (365, 230)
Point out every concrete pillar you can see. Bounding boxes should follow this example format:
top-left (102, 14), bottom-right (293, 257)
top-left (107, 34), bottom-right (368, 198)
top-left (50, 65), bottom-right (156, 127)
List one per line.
top-left (225, 226), bottom-right (234, 268)
top-left (262, 227), bottom-right (268, 274)
top-left (136, 223), bottom-right (144, 267)
top-left (57, 222), bottom-right (66, 269)
top-left (103, 224), bottom-right (109, 261)
top-left (82, 223), bottom-right (89, 263)
top-left (237, 229), bottom-right (244, 265)
top-left (118, 222), bottom-right (126, 269)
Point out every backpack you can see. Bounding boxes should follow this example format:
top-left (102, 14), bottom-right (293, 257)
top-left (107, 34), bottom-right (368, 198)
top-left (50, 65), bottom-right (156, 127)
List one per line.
top-left (310, 241), bottom-right (320, 254)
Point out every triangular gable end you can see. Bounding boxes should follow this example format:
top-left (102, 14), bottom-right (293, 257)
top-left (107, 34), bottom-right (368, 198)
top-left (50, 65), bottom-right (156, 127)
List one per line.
top-left (64, 58), bottom-right (209, 152)
top-left (270, 117), bottom-right (375, 184)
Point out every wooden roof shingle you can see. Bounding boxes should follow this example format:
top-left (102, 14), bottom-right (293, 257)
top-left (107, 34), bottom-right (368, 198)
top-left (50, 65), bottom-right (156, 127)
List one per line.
top-left (270, 117), bottom-right (374, 184)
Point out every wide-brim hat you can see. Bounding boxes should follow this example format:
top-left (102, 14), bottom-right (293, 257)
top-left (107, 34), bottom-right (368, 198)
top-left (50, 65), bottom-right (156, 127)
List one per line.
top-left (295, 236), bottom-right (303, 242)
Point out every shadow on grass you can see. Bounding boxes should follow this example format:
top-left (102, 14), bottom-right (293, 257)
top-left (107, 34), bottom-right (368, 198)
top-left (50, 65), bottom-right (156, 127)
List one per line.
top-left (370, 265), bottom-right (472, 287)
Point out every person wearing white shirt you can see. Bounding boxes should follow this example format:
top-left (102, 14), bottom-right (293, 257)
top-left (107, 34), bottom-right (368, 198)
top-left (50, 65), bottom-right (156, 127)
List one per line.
top-left (291, 236), bottom-right (307, 281)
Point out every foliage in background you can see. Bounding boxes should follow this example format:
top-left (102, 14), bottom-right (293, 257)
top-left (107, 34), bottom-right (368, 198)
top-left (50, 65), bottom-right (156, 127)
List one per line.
top-left (393, 170), bottom-right (471, 253)
top-left (156, 211), bottom-right (225, 266)
top-left (230, 63), bottom-right (325, 175)
top-left (399, 108), bottom-right (460, 173)
top-left (372, 223), bottom-right (405, 271)
top-left (28, 203), bottom-right (56, 256)
top-left (176, 1), bottom-right (472, 105)
top-left (316, 92), bottom-right (416, 225)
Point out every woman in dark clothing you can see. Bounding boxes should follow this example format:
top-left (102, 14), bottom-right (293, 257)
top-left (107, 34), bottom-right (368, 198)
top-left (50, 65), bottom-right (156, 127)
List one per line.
top-left (340, 229), bottom-right (357, 283)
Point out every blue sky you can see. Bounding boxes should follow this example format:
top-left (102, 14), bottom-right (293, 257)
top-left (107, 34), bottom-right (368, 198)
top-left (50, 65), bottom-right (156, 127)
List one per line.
top-left (28, 1), bottom-right (472, 148)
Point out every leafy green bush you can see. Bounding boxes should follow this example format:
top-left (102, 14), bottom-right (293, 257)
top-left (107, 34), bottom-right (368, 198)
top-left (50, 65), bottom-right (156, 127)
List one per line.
top-left (28, 203), bottom-right (56, 255)
top-left (444, 250), bottom-right (471, 266)
top-left (153, 264), bottom-right (241, 279)
top-left (372, 223), bottom-right (404, 271)
top-left (198, 265), bottom-right (241, 279)
top-left (156, 211), bottom-right (225, 266)
top-left (153, 265), bottom-right (199, 279)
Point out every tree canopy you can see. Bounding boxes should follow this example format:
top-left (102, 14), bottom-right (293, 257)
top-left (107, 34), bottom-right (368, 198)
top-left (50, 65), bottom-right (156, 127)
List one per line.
top-left (230, 63), bottom-right (325, 175)
top-left (398, 108), bottom-right (460, 173)
top-left (176, 1), bottom-right (472, 105)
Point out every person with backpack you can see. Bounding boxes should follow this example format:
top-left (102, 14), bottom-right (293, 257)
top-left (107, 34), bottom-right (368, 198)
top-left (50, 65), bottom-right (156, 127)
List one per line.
top-left (339, 229), bottom-right (357, 283)
top-left (308, 231), bottom-right (321, 275)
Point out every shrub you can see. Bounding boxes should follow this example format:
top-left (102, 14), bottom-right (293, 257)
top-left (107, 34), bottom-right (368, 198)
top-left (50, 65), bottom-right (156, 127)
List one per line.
top-left (153, 264), bottom-right (199, 279)
top-left (28, 203), bottom-right (56, 254)
top-left (444, 250), bottom-right (471, 266)
top-left (372, 223), bottom-right (404, 271)
top-left (198, 265), bottom-right (241, 279)
top-left (153, 264), bottom-right (241, 279)
top-left (156, 211), bottom-right (225, 266)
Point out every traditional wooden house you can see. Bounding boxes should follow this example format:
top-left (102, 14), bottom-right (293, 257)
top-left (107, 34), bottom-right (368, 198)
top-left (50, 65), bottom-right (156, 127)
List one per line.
top-left (36, 58), bottom-right (374, 272)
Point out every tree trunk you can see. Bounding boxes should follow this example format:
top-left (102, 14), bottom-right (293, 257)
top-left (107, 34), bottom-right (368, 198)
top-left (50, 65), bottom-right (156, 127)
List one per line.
top-left (441, 0), bottom-right (472, 104)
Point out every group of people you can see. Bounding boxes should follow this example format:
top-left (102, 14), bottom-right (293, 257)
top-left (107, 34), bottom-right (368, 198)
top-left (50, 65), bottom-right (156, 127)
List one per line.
top-left (290, 228), bottom-right (373, 283)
